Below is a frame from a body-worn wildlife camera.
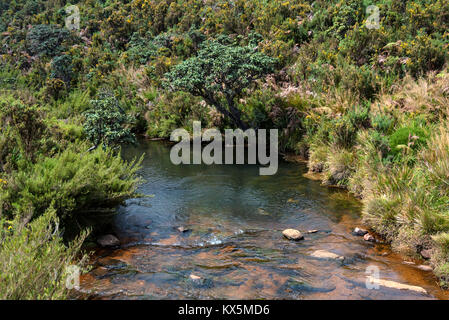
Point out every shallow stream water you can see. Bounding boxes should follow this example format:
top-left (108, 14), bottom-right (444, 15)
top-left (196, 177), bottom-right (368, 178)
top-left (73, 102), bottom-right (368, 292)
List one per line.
top-left (79, 140), bottom-right (448, 300)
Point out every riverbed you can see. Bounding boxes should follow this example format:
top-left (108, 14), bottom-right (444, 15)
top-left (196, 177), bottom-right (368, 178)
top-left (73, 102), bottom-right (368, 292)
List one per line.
top-left (79, 140), bottom-right (448, 299)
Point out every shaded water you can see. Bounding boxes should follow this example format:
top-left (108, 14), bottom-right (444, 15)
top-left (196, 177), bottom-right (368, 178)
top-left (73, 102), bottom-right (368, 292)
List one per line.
top-left (80, 140), bottom-right (448, 299)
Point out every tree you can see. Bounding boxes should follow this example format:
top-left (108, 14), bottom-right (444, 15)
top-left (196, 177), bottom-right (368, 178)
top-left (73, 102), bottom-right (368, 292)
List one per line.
top-left (164, 38), bottom-right (276, 129)
top-left (83, 92), bottom-right (136, 149)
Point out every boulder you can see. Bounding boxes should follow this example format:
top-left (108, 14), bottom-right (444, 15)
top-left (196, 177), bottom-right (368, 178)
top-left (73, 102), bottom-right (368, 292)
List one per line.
top-left (97, 234), bottom-right (120, 247)
top-left (353, 227), bottom-right (368, 236)
top-left (282, 229), bottom-right (304, 241)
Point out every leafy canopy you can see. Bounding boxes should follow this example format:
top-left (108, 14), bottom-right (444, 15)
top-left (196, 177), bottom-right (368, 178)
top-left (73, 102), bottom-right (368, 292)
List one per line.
top-left (165, 38), bottom-right (276, 128)
top-left (83, 92), bottom-right (136, 149)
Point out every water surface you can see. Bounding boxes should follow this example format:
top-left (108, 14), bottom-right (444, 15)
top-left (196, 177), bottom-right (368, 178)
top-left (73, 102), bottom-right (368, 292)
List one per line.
top-left (80, 140), bottom-right (447, 299)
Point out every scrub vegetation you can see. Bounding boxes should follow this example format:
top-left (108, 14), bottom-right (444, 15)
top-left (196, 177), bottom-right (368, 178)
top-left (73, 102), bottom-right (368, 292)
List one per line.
top-left (1, 0), bottom-right (449, 296)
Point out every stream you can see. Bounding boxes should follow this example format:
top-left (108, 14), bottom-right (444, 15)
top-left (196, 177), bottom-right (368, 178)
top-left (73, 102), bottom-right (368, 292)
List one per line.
top-left (79, 140), bottom-right (448, 300)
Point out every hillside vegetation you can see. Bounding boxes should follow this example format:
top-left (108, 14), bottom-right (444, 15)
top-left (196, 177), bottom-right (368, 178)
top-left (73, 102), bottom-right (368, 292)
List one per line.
top-left (1, 0), bottom-right (449, 295)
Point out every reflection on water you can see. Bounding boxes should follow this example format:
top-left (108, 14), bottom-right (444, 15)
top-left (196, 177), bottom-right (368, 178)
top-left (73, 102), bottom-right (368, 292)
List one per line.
top-left (79, 140), bottom-right (448, 300)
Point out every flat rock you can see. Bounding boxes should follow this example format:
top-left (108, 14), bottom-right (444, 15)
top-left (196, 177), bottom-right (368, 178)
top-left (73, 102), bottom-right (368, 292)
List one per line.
top-left (97, 234), bottom-right (120, 247)
top-left (307, 229), bottom-right (318, 234)
top-left (417, 265), bottom-right (433, 272)
top-left (311, 250), bottom-right (344, 260)
top-left (363, 233), bottom-right (375, 242)
top-left (353, 227), bottom-right (368, 236)
top-left (282, 229), bottom-right (304, 241)
top-left (369, 278), bottom-right (427, 294)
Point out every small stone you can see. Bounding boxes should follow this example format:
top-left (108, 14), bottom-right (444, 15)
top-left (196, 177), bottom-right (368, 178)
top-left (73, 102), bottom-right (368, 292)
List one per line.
top-left (282, 229), bottom-right (304, 241)
top-left (311, 250), bottom-right (344, 260)
top-left (353, 227), bottom-right (368, 236)
top-left (363, 233), bottom-right (375, 242)
top-left (177, 226), bottom-right (190, 233)
top-left (189, 274), bottom-right (201, 280)
top-left (97, 234), bottom-right (120, 247)
top-left (420, 249), bottom-right (432, 260)
top-left (417, 265), bottom-right (433, 272)
top-left (307, 229), bottom-right (318, 234)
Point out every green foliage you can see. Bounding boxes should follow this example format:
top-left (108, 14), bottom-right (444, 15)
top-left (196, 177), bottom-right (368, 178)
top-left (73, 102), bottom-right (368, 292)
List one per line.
top-left (0, 96), bottom-right (47, 166)
top-left (83, 92), bottom-right (136, 148)
top-left (50, 55), bottom-right (73, 85)
top-left (26, 24), bottom-right (69, 57)
top-left (388, 126), bottom-right (428, 159)
top-left (0, 207), bottom-right (87, 300)
top-left (164, 38), bottom-right (276, 128)
top-left (1, 143), bottom-right (142, 222)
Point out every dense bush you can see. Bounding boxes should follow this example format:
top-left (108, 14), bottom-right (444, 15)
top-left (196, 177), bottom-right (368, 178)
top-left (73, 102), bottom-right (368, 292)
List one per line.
top-left (83, 92), bottom-right (136, 148)
top-left (0, 207), bottom-right (87, 299)
top-left (1, 144), bottom-right (142, 223)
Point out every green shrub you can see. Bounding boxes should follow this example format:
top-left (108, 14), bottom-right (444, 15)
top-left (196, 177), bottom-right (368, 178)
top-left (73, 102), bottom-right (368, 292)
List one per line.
top-left (388, 126), bottom-right (428, 159)
top-left (372, 114), bottom-right (395, 134)
top-left (26, 24), bottom-right (69, 57)
top-left (84, 92), bottom-right (136, 148)
top-left (1, 144), bottom-right (142, 223)
top-left (0, 207), bottom-right (88, 300)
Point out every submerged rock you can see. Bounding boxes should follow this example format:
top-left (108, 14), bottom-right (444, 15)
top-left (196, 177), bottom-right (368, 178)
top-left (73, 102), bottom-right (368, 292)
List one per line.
top-left (417, 265), bottom-right (433, 272)
top-left (97, 234), bottom-right (120, 247)
top-left (353, 227), bottom-right (368, 236)
top-left (363, 233), bottom-right (375, 242)
top-left (369, 278), bottom-right (427, 294)
top-left (311, 250), bottom-right (344, 260)
top-left (282, 229), bottom-right (304, 241)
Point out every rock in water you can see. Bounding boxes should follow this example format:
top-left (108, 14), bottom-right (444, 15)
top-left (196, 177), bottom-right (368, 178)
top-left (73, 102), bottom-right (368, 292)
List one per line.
top-left (282, 229), bottom-right (304, 241)
top-left (189, 274), bottom-right (201, 280)
top-left (97, 234), bottom-right (120, 247)
top-left (368, 277), bottom-right (427, 294)
top-left (363, 233), bottom-right (375, 242)
top-left (311, 250), bottom-right (344, 260)
top-left (353, 227), bottom-right (368, 236)
top-left (177, 226), bottom-right (190, 233)
top-left (417, 265), bottom-right (433, 272)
